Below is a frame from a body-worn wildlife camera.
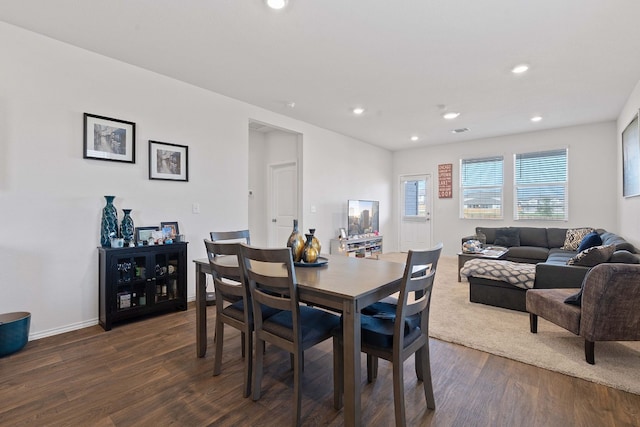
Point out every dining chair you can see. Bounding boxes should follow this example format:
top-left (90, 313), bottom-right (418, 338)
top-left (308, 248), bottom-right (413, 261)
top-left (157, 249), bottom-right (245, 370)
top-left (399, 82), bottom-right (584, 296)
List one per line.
top-left (204, 239), bottom-right (279, 398)
top-left (210, 230), bottom-right (251, 245)
top-left (239, 244), bottom-right (340, 427)
top-left (333, 243), bottom-right (443, 427)
top-left (208, 230), bottom-right (251, 350)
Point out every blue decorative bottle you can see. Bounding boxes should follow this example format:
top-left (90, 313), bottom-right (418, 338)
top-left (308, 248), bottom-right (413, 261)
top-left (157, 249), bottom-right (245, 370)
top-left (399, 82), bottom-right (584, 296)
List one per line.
top-left (100, 196), bottom-right (118, 248)
top-left (120, 209), bottom-right (134, 245)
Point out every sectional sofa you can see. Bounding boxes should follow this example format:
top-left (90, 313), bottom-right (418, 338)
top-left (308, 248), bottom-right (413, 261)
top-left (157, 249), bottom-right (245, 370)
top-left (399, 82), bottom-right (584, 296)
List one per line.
top-left (460, 227), bottom-right (639, 311)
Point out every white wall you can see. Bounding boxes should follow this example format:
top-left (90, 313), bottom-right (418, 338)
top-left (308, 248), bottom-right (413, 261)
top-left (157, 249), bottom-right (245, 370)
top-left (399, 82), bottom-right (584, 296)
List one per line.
top-left (0, 22), bottom-right (393, 338)
top-left (393, 121), bottom-right (619, 256)
top-left (617, 79), bottom-right (640, 250)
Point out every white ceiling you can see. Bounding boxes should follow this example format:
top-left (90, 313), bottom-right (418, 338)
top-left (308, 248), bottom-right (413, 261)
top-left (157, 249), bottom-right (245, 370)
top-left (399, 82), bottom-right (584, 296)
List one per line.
top-left (2, 0), bottom-right (640, 151)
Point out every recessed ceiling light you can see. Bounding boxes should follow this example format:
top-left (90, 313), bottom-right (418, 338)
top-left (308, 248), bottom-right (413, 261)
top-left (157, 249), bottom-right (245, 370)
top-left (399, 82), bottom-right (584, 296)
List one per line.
top-left (531, 116), bottom-right (543, 122)
top-left (352, 107), bottom-right (365, 115)
top-left (410, 136), bottom-right (419, 142)
top-left (443, 112), bottom-right (460, 120)
top-left (266, 0), bottom-right (288, 10)
top-left (451, 128), bottom-right (470, 134)
top-left (512, 64), bottom-right (529, 74)
top-left (285, 101), bottom-right (296, 108)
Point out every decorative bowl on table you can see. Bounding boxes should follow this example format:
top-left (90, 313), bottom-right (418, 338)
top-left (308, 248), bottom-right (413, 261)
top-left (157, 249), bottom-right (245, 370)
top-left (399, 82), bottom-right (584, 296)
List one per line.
top-left (462, 239), bottom-right (483, 253)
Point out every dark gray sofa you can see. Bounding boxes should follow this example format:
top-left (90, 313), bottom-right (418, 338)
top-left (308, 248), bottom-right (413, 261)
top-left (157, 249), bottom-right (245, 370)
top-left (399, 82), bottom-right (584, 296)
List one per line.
top-left (461, 227), bottom-right (639, 311)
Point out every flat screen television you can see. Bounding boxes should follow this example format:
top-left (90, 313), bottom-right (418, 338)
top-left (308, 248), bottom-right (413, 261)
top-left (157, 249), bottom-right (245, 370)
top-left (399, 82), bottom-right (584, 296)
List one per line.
top-left (347, 199), bottom-right (379, 237)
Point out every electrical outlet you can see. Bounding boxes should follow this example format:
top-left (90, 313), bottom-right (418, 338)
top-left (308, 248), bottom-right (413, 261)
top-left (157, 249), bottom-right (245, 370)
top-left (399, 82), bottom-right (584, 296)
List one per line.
top-left (192, 202), bottom-right (200, 214)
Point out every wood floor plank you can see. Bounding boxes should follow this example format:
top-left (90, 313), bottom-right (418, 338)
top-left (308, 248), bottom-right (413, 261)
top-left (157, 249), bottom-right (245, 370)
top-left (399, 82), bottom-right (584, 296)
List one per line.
top-left (1, 303), bottom-right (639, 426)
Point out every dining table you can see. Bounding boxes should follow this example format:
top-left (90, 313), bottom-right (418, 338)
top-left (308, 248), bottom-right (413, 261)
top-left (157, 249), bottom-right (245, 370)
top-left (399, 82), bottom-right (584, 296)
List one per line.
top-left (193, 253), bottom-right (406, 427)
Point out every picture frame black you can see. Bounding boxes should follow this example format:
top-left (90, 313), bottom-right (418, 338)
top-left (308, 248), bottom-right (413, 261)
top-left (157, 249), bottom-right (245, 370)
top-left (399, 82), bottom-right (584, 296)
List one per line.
top-left (622, 111), bottom-right (640, 198)
top-left (135, 226), bottom-right (159, 244)
top-left (83, 113), bottom-right (136, 163)
top-left (160, 221), bottom-right (179, 238)
top-left (149, 140), bottom-right (189, 181)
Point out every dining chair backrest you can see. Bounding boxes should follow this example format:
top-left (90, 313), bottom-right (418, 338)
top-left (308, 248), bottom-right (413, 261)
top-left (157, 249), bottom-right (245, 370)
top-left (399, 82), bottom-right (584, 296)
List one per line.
top-left (239, 244), bottom-right (300, 347)
top-left (395, 242), bottom-right (443, 350)
top-left (203, 239), bottom-right (247, 310)
top-left (210, 230), bottom-right (250, 247)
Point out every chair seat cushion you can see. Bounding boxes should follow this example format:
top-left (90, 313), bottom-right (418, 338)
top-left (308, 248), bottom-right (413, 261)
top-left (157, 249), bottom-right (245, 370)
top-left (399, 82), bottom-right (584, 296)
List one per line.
top-left (223, 300), bottom-right (280, 322)
top-left (263, 306), bottom-right (339, 346)
top-left (361, 302), bottom-right (421, 331)
top-left (526, 288), bottom-right (581, 335)
top-left (359, 314), bottom-right (423, 349)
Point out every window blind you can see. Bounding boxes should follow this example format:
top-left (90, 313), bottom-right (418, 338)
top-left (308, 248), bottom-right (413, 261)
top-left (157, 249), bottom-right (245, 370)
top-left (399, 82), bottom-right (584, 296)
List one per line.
top-left (460, 156), bottom-right (503, 219)
top-left (514, 148), bottom-right (568, 220)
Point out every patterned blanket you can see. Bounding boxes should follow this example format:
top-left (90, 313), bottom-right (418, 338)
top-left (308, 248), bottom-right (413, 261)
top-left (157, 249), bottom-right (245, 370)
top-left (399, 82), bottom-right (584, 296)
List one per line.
top-left (460, 258), bottom-right (536, 290)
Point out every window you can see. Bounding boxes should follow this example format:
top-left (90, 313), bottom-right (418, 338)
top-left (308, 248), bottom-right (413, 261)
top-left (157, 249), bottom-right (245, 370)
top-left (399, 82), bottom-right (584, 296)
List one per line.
top-left (402, 175), bottom-right (427, 219)
top-left (514, 148), bottom-right (568, 220)
top-left (460, 156), bottom-right (503, 219)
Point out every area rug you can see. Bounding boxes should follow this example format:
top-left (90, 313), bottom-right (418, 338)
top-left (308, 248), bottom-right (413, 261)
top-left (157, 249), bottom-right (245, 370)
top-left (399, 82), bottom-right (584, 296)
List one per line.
top-left (379, 253), bottom-right (640, 395)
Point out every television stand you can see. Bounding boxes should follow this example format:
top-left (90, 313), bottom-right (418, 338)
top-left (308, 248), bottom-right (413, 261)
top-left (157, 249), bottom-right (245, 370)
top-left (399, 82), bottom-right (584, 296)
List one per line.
top-left (329, 235), bottom-right (383, 259)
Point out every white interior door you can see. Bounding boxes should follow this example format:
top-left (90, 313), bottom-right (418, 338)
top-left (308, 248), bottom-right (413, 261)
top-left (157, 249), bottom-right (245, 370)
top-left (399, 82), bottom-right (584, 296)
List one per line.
top-left (400, 174), bottom-right (432, 252)
top-left (269, 162), bottom-right (298, 247)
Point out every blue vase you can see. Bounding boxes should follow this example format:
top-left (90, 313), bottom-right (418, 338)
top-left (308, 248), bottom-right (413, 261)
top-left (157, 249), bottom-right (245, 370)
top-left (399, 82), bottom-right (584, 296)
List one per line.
top-left (121, 209), bottom-right (134, 245)
top-left (100, 196), bottom-right (118, 248)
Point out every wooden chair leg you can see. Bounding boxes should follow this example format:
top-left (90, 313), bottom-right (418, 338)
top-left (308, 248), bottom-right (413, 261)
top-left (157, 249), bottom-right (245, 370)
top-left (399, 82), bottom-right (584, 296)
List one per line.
top-left (418, 345), bottom-right (435, 409)
top-left (293, 349), bottom-right (303, 427)
top-left (242, 329), bottom-right (252, 398)
top-left (241, 332), bottom-right (246, 358)
top-left (213, 319), bottom-right (224, 376)
top-left (392, 355), bottom-right (406, 427)
top-left (529, 313), bottom-right (538, 333)
top-left (333, 336), bottom-right (343, 410)
top-left (585, 340), bottom-right (595, 365)
top-left (252, 337), bottom-right (264, 401)
top-left (366, 355), bottom-right (377, 383)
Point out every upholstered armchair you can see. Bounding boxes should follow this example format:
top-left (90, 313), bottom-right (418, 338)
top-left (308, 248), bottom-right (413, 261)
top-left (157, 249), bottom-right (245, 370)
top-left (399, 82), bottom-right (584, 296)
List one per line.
top-left (526, 263), bottom-right (640, 364)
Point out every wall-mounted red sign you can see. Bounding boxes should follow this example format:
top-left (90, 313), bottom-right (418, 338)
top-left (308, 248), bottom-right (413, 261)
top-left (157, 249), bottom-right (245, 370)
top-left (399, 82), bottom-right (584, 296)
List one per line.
top-left (438, 163), bottom-right (453, 198)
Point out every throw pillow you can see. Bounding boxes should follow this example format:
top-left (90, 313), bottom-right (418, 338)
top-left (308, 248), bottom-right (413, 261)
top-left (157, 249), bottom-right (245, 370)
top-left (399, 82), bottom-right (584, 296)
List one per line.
top-left (566, 244), bottom-right (615, 267)
top-left (562, 227), bottom-right (595, 250)
top-left (577, 231), bottom-right (602, 252)
top-left (493, 228), bottom-right (520, 247)
top-left (564, 288), bottom-right (582, 306)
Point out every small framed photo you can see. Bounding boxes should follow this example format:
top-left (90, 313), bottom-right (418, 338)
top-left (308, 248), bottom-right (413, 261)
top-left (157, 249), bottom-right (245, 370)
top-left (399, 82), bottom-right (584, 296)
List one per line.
top-left (149, 140), bottom-right (189, 182)
top-left (339, 228), bottom-right (347, 239)
top-left (135, 226), bottom-right (159, 244)
top-left (83, 113), bottom-right (135, 163)
top-left (161, 222), bottom-right (179, 239)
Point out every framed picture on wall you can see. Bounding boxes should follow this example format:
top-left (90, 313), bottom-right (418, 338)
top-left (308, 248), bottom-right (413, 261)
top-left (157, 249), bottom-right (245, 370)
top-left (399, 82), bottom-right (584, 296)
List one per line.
top-left (622, 111), bottom-right (640, 198)
top-left (149, 140), bottom-right (189, 181)
top-left (83, 113), bottom-right (136, 163)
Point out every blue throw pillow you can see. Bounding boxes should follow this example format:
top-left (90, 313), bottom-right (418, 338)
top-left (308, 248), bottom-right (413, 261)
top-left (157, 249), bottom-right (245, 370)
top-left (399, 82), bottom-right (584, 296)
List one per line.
top-left (577, 231), bottom-right (602, 252)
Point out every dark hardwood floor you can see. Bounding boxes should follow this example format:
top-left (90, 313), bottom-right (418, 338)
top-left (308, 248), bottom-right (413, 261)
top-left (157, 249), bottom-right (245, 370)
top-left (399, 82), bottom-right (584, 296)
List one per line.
top-left (1, 304), bottom-right (639, 426)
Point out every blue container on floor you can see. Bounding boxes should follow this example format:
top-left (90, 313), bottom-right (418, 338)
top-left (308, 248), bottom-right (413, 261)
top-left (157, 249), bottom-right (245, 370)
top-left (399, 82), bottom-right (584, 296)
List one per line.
top-left (0, 312), bottom-right (31, 357)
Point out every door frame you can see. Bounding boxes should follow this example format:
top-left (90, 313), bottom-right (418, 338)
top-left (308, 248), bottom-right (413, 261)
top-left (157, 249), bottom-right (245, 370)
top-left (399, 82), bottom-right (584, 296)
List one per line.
top-left (398, 173), bottom-right (433, 252)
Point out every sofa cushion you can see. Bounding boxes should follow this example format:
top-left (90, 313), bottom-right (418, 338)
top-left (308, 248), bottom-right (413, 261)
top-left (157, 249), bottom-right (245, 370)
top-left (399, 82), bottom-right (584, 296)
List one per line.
top-left (518, 227), bottom-right (548, 247)
top-left (494, 228), bottom-right (520, 247)
top-left (610, 250), bottom-right (640, 264)
top-left (600, 232), bottom-right (637, 253)
top-left (562, 227), bottom-right (595, 250)
top-left (507, 246), bottom-right (549, 263)
top-left (577, 231), bottom-right (602, 252)
top-left (546, 228), bottom-right (569, 249)
top-left (566, 244), bottom-right (615, 267)
top-left (476, 227), bottom-right (497, 245)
